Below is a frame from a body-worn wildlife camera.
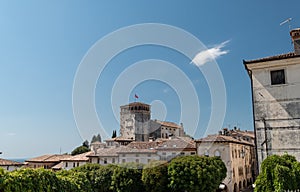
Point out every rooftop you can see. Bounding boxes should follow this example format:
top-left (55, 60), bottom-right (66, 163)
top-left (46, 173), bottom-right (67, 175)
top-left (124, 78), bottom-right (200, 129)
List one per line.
top-left (243, 52), bottom-right (300, 64)
top-left (195, 134), bottom-right (254, 146)
top-left (0, 158), bottom-right (22, 166)
top-left (61, 151), bottom-right (93, 162)
top-left (154, 120), bottom-right (182, 129)
top-left (26, 154), bottom-right (71, 163)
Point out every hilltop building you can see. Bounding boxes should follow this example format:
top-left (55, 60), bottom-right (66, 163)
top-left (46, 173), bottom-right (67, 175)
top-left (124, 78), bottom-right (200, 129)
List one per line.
top-left (119, 102), bottom-right (185, 141)
top-left (196, 128), bottom-right (256, 192)
top-left (244, 28), bottom-right (300, 168)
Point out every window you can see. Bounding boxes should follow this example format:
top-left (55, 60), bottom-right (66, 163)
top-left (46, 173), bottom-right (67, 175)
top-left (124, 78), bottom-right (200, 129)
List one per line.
top-left (204, 150), bottom-right (209, 157)
top-left (214, 150), bottom-right (221, 157)
top-left (191, 152), bottom-right (196, 155)
top-left (73, 162), bottom-right (76, 167)
top-left (97, 158), bottom-right (100, 164)
top-left (104, 158), bottom-right (107, 164)
top-left (136, 159), bottom-right (139, 163)
top-left (147, 154), bottom-right (151, 157)
top-left (66, 162), bottom-right (68, 167)
top-left (77, 162), bottom-right (79, 167)
top-left (136, 154), bottom-right (139, 157)
top-left (271, 69), bottom-right (285, 85)
top-left (112, 158), bottom-right (115, 163)
top-left (122, 159), bottom-right (125, 163)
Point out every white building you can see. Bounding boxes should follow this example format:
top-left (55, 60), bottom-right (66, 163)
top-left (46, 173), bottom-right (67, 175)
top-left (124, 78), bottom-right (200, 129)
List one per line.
top-left (0, 158), bottom-right (22, 171)
top-left (244, 28), bottom-right (300, 168)
top-left (56, 151), bottom-right (92, 170)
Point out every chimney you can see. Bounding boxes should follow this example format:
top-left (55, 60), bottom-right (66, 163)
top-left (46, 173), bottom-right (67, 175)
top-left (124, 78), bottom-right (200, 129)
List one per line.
top-left (290, 28), bottom-right (300, 55)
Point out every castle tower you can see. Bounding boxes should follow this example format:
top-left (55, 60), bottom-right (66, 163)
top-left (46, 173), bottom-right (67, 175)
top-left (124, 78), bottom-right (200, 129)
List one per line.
top-left (120, 102), bottom-right (151, 141)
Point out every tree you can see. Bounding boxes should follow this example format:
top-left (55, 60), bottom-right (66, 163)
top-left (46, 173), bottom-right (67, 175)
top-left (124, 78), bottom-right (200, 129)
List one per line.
top-left (71, 140), bottom-right (90, 156)
top-left (83, 140), bottom-right (89, 148)
top-left (71, 146), bottom-right (90, 156)
top-left (111, 163), bottom-right (144, 192)
top-left (71, 163), bottom-right (115, 192)
top-left (91, 134), bottom-right (102, 143)
top-left (0, 168), bottom-right (6, 192)
top-left (3, 168), bottom-right (69, 192)
top-left (168, 155), bottom-right (226, 192)
top-left (112, 130), bottom-right (117, 138)
top-left (254, 154), bottom-right (299, 192)
top-left (142, 160), bottom-right (169, 192)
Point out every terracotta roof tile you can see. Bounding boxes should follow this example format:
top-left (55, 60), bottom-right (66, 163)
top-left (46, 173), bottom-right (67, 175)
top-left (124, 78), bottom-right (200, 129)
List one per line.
top-left (26, 154), bottom-right (71, 163)
top-left (243, 52), bottom-right (300, 64)
top-left (196, 135), bottom-right (254, 146)
top-left (155, 120), bottom-right (182, 129)
top-left (62, 151), bottom-right (92, 162)
top-left (0, 158), bottom-right (22, 166)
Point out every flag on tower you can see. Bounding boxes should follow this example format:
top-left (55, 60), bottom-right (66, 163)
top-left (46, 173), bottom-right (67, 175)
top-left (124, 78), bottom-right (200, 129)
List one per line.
top-left (134, 94), bottom-right (139, 99)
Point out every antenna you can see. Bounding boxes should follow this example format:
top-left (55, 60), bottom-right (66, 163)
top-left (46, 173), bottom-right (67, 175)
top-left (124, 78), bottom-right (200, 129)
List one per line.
top-left (280, 17), bottom-right (292, 30)
top-left (280, 18), bottom-right (293, 51)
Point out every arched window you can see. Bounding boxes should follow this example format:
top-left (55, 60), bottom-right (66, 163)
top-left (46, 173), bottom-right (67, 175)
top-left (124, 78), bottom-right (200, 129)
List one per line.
top-left (234, 183), bottom-right (238, 192)
top-left (204, 150), bottom-right (209, 157)
top-left (214, 150), bottom-right (221, 157)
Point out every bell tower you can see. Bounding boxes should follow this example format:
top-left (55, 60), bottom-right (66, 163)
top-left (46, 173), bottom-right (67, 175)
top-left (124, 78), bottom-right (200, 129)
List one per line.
top-left (120, 102), bottom-right (151, 141)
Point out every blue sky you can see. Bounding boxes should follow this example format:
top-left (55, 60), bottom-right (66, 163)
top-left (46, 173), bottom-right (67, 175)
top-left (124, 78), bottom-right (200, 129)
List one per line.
top-left (0, 1), bottom-right (299, 158)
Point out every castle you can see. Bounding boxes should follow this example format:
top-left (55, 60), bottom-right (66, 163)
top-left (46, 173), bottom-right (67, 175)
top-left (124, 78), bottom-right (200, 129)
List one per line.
top-left (119, 102), bottom-right (185, 141)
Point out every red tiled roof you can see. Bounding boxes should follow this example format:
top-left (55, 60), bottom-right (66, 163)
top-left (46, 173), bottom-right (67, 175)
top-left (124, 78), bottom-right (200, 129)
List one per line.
top-left (243, 52), bottom-right (300, 64)
top-left (0, 158), bottom-right (22, 166)
top-left (87, 146), bottom-right (126, 157)
top-left (195, 135), bottom-right (254, 146)
top-left (156, 120), bottom-right (182, 129)
top-left (26, 154), bottom-right (71, 163)
top-left (61, 151), bottom-right (92, 162)
top-left (156, 138), bottom-right (196, 150)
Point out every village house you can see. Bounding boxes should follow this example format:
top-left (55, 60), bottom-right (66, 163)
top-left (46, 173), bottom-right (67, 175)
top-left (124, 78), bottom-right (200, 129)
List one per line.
top-left (25, 154), bottom-right (71, 169)
top-left (0, 158), bottom-right (22, 171)
top-left (196, 128), bottom-right (256, 192)
top-left (244, 28), bottom-right (300, 168)
top-left (53, 151), bottom-right (93, 170)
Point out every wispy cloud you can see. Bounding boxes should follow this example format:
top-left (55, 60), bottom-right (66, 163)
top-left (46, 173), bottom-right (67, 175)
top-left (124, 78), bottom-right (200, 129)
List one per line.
top-left (7, 133), bottom-right (16, 136)
top-left (163, 88), bottom-right (169, 93)
top-left (190, 40), bottom-right (229, 66)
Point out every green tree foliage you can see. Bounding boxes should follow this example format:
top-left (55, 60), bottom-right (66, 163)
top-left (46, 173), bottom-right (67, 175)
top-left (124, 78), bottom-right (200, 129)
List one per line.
top-left (71, 163), bottom-right (115, 192)
top-left (83, 140), bottom-right (89, 148)
top-left (142, 160), bottom-right (169, 192)
top-left (254, 154), bottom-right (300, 192)
top-left (0, 168), bottom-right (6, 192)
top-left (111, 162), bottom-right (144, 192)
top-left (2, 168), bottom-right (69, 192)
top-left (71, 145), bottom-right (90, 156)
top-left (57, 169), bottom-right (92, 191)
top-left (91, 134), bottom-right (102, 143)
top-left (168, 155), bottom-right (227, 192)
top-left (112, 130), bottom-right (117, 138)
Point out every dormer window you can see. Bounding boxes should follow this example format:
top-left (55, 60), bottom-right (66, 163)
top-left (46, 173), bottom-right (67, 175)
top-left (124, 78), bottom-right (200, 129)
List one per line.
top-left (271, 69), bottom-right (285, 85)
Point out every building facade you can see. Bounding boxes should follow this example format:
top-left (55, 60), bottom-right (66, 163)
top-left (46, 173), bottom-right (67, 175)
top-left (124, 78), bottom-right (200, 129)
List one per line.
top-left (0, 158), bottom-right (22, 171)
top-left (119, 102), bottom-right (185, 142)
top-left (244, 28), bottom-right (300, 168)
top-left (196, 128), bottom-right (256, 192)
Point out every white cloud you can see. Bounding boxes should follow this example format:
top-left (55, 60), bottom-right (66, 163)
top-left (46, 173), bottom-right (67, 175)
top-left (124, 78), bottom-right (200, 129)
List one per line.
top-left (190, 40), bottom-right (229, 66)
top-left (163, 88), bottom-right (169, 93)
top-left (7, 133), bottom-right (16, 136)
